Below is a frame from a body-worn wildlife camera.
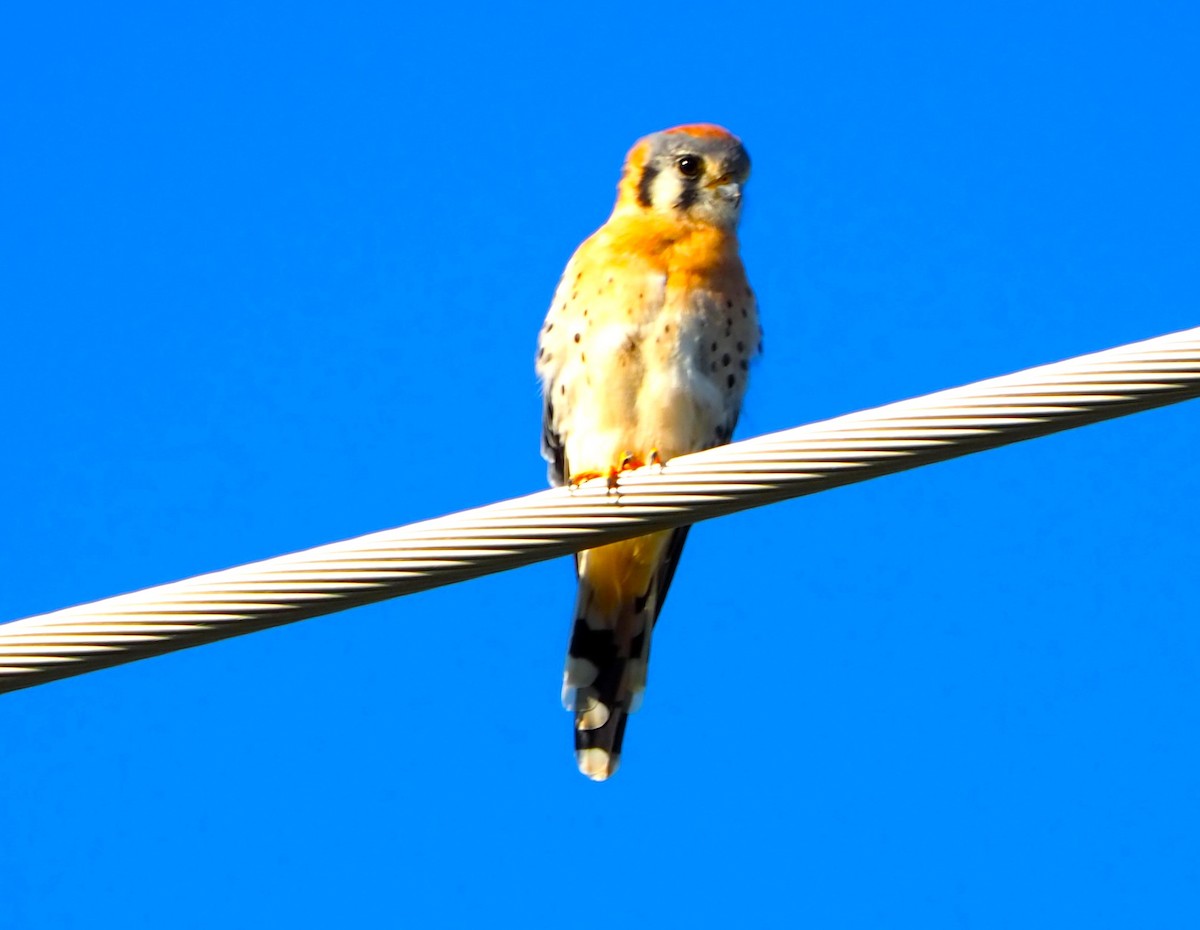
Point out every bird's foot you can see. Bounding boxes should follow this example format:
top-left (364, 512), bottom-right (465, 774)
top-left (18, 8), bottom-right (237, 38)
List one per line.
top-left (571, 452), bottom-right (655, 492)
top-left (608, 452), bottom-right (646, 489)
top-left (568, 470), bottom-right (605, 488)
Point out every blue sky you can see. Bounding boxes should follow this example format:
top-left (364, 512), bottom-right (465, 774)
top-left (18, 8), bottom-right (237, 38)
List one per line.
top-left (2, 3), bottom-right (1199, 927)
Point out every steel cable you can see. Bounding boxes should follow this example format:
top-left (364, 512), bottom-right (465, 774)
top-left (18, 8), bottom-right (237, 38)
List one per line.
top-left (2, 326), bottom-right (1197, 693)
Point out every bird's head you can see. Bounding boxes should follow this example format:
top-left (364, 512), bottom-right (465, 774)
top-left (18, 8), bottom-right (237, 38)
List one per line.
top-left (614, 124), bottom-right (750, 230)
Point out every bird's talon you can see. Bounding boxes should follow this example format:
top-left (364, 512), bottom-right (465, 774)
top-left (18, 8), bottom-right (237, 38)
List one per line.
top-left (603, 452), bottom-right (648, 491)
top-left (619, 451), bottom-right (645, 472)
top-left (569, 470), bottom-right (605, 488)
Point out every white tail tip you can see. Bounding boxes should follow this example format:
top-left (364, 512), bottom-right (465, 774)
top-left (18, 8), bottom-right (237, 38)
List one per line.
top-left (576, 747), bottom-right (619, 781)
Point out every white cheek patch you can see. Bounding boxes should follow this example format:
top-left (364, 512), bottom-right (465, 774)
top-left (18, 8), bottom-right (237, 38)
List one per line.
top-left (651, 169), bottom-right (683, 211)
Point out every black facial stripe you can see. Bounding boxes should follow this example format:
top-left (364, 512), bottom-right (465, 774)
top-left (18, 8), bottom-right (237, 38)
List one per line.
top-left (675, 176), bottom-right (700, 211)
top-left (637, 164), bottom-right (659, 208)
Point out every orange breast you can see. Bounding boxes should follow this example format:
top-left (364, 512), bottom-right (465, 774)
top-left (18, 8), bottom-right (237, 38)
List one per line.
top-left (572, 212), bottom-right (747, 297)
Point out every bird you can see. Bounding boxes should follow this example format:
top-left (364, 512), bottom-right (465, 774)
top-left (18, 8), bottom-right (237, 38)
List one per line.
top-left (535, 124), bottom-right (761, 780)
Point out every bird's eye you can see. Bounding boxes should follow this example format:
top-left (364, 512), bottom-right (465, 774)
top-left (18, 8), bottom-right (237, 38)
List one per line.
top-left (677, 155), bottom-right (704, 179)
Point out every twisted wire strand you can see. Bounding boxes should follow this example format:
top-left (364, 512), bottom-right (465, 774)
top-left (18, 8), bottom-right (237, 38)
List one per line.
top-left (2, 326), bottom-right (1198, 694)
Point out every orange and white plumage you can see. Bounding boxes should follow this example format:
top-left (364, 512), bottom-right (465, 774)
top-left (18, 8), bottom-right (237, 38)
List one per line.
top-left (536, 124), bottom-right (761, 780)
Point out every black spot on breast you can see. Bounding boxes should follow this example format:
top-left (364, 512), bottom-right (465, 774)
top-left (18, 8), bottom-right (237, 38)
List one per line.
top-left (725, 299), bottom-right (733, 309)
top-left (573, 333), bottom-right (581, 343)
top-left (560, 384), bottom-right (566, 395)
top-left (737, 342), bottom-right (745, 353)
top-left (722, 353), bottom-right (730, 367)
top-left (741, 307), bottom-right (748, 318)
top-left (545, 322), bottom-right (554, 332)
top-left (710, 342), bottom-right (717, 352)
top-left (739, 360), bottom-right (748, 371)
top-left (727, 374), bottom-right (736, 388)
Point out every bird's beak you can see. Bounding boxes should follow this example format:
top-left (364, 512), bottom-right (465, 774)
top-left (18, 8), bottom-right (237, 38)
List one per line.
top-left (713, 181), bottom-right (742, 205)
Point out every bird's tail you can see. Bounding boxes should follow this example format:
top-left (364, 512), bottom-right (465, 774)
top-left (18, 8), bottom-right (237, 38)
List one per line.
top-left (561, 530), bottom-right (687, 781)
top-left (562, 589), bottom-right (652, 781)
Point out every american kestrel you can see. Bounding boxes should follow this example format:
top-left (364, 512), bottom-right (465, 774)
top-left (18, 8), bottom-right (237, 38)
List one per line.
top-left (536, 124), bottom-right (761, 780)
